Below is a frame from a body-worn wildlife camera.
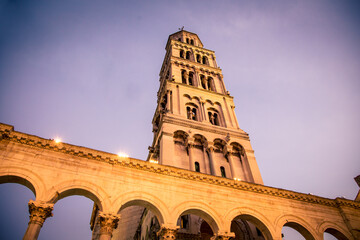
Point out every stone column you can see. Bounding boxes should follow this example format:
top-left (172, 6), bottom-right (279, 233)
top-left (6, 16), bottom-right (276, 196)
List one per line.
top-left (187, 141), bottom-right (195, 171)
top-left (157, 226), bottom-right (178, 240)
top-left (207, 145), bottom-right (216, 176)
top-left (98, 212), bottom-right (120, 240)
top-left (166, 90), bottom-right (171, 112)
top-left (194, 69), bottom-right (201, 88)
top-left (23, 200), bottom-right (53, 240)
top-left (226, 152), bottom-right (237, 179)
top-left (202, 145), bottom-right (208, 174)
top-left (201, 101), bottom-right (207, 122)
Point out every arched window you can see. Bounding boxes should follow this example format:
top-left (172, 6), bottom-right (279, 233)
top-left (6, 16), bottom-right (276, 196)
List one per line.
top-left (200, 75), bottom-right (207, 89)
top-left (190, 39), bottom-right (194, 45)
top-left (196, 54), bottom-right (201, 63)
top-left (160, 95), bottom-right (167, 111)
top-left (220, 166), bottom-right (226, 178)
top-left (207, 77), bottom-right (215, 91)
top-left (186, 51), bottom-right (191, 60)
top-left (181, 70), bottom-right (187, 84)
top-left (180, 50), bottom-right (185, 58)
top-left (178, 38), bottom-right (181, 42)
top-left (186, 106), bottom-right (198, 121)
top-left (186, 38), bottom-right (190, 44)
top-left (202, 56), bottom-right (208, 65)
top-left (208, 112), bottom-right (220, 126)
top-left (188, 72), bottom-right (194, 86)
top-left (195, 162), bottom-right (200, 172)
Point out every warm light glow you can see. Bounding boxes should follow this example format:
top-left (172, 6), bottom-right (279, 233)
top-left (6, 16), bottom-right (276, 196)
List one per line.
top-left (117, 152), bottom-right (129, 158)
top-left (149, 159), bottom-right (159, 164)
top-left (234, 178), bottom-right (241, 181)
top-left (54, 138), bottom-right (62, 143)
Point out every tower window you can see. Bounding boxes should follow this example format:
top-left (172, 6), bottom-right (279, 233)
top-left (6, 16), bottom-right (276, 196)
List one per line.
top-left (195, 162), bottom-right (200, 172)
top-left (188, 72), bottom-right (194, 86)
top-left (186, 106), bottom-right (198, 121)
top-left (208, 112), bottom-right (220, 126)
top-left (202, 56), bottom-right (208, 65)
top-left (180, 50), bottom-right (185, 58)
top-left (186, 51), bottom-right (191, 60)
top-left (196, 54), bottom-right (201, 63)
top-left (190, 39), bottom-right (194, 45)
top-left (200, 75), bottom-right (206, 89)
top-left (207, 77), bottom-right (215, 91)
top-left (220, 166), bottom-right (226, 178)
top-left (186, 38), bottom-right (190, 44)
top-left (178, 38), bottom-right (181, 42)
top-left (181, 70), bottom-right (187, 84)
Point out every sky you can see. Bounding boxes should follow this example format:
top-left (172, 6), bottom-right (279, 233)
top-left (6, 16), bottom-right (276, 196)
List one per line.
top-left (0, 0), bottom-right (359, 239)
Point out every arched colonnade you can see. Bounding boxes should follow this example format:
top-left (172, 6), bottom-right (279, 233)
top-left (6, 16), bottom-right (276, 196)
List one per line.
top-left (0, 167), bottom-right (353, 240)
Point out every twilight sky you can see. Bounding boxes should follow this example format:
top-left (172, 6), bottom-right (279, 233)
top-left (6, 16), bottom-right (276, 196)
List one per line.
top-left (0, 1), bottom-right (359, 239)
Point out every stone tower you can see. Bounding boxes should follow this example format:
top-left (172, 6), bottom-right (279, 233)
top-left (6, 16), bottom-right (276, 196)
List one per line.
top-left (147, 30), bottom-right (263, 185)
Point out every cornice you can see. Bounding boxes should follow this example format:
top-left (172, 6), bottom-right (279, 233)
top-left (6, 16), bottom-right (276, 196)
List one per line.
top-left (171, 40), bottom-right (214, 54)
top-left (1, 123), bottom-right (359, 210)
top-left (167, 81), bottom-right (233, 99)
top-left (171, 57), bottom-right (222, 76)
top-left (161, 116), bottom-right (249, 140)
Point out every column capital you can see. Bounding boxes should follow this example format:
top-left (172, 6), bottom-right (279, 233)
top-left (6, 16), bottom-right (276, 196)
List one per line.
top-left (211, 232), bottom-right (235, 240)
top-left (157, 225), bottom-right (179, 239)
top-left (28, 200), bottom-right (54, 226)
top-left (98, 212), bottom-right (121, 236)
top-left (207, 142), bottom-right (215, 152)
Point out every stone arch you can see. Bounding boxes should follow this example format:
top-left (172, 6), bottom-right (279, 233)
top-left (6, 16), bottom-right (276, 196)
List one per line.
top-left (114, 191), bottom-right (170, 225)
top-left (229, 142), bottom-right (245, 153)
top-left (213, 138), bottom-right (226, 151)
top-left (0, 166), bottom-right (46, 199)
top-left (183, 94), bottom-right (191, 100)
top-left (205, 99), bottom-right (214, 106)
top-left (193, 133), bottom-right (208, 146)
top-left (317, 221), bottom-right (351, 240)
top-left (275, 214), bottom-right (317, 240)
top-left (45, 179), bottom-right (110, 211)
top-left (174, 130), bottom-right (189, 145)
top-left (224, 207), bottom-right (275, 240)
top-left (172, 201), bottom-right (222, 233)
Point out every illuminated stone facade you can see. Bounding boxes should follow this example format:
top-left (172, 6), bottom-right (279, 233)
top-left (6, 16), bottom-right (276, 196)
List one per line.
top-left (0, 31), bottom-right (359, 240)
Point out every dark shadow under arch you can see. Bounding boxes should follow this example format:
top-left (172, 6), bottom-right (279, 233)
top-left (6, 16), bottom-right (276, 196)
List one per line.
top-left (284, 222), bottom-right (315, 240)
top-left (231, 214), bottom-right (272, 240)
top-left (178, 208), bottom-right (219, 235)
top-left (325, 228), bottom-right (349, 240)
top-left (119, 199), bottom-right (165, 225)
top-left (52, 188), bottom-right (103, 211)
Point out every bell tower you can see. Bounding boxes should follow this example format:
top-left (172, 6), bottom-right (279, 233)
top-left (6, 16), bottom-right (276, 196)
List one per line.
top-left (148, 30), bottom-right (263, 184)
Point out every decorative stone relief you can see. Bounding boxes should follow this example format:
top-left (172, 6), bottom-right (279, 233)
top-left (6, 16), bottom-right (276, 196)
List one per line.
top-left (28, 200), bottom-right (53, 226)
top-left (157, 226), bottom-right (178, 239)
top-left (98, 212), bottom-right (120, 236)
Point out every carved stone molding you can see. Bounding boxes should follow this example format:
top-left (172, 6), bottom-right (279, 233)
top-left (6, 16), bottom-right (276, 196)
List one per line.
top-left (98, 212), bottom-right (120, 236)
top-left (157, 226), bottom-right (179, 239)
top-left (28, 200), bottom-right (53, 226)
